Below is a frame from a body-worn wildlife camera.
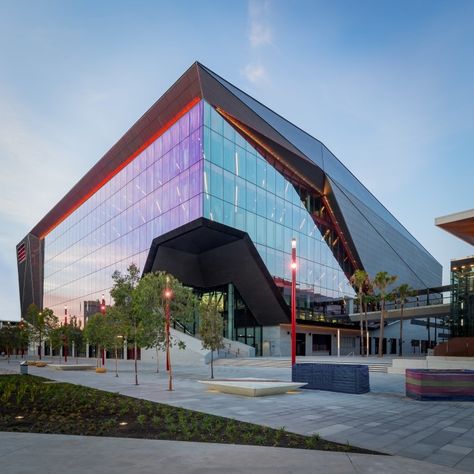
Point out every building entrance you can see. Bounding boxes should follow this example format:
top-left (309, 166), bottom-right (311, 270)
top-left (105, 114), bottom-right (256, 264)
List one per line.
top-left (296, 333), bottom-right (306, 356)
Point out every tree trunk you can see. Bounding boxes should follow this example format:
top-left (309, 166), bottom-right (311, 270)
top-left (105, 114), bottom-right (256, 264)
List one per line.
top-left (38, 333), bottom-right (42, 360)
top-left (134, 340), bottom-right (138, 386)
top-left (211, 350), bottom-right (214, 379)
top-left (155, 346), bottom-right (159, 373)
top-left (115, 346), bottom-right (119, 377)
top-left (399, 305), bottom-right (404, 357)
top-left (378, 300), bottom-right (385, 357)
top-left (427, 317), bottom-right (431, 347)
top-left (359, 295), bottom-right (364, 356)
top-left (364, 303), bottom-right (369, 357)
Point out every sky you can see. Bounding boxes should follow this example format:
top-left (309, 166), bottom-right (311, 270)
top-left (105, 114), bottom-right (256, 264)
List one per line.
top-left (0, 0), bottom-right (473, 320)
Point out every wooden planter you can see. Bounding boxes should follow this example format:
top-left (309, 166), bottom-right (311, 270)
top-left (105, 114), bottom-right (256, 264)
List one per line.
top-left (95, 367), bottom-right (107, 374)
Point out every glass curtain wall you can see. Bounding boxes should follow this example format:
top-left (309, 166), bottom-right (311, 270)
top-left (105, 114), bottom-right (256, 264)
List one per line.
top-left (202, 102), bottom-right (355, 318)
top-left (43, 101), bottom-right (204, 323)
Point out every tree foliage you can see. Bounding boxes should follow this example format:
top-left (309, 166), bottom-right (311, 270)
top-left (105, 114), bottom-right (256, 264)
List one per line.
top-left (134, 271), bottom-right (196, 353)
top-left (26, 304), bottom-right (58, 359)
top-left (83, 313), bottom-right (111, 367)
top-left (199, 296), bottom-right (224, 379)
top-left (350, 270), bottom-right (369, 356)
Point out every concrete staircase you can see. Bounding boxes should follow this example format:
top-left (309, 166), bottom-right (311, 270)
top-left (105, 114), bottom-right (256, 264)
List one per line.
top-left (214, 357), bottom-right (392, 372)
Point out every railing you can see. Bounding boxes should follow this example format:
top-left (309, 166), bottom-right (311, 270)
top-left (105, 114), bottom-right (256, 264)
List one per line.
top-left (172, 319), bottom-right (195, 337)
top-left (217, 343), bottom-right (242, 359)
top-left (354, 293), bottom-right (452, 314)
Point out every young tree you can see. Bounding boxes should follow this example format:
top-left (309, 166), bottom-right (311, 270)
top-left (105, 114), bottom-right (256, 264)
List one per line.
top-left (373, 271), bottom-right (398, 357)
top-left (26, 304), bottom-right (57, 360)
top-left (83, 313), bottom-right (111, 368)
top-left (68, 322), bottom-right (84, 363)
top-left (134, 271), bottom-right (196, 388)
top-left (394, 284), bottom-right (416, 357)
top-left (105, 306), bottom-right (126, 377)
top-left (47, 324), bottom-right (65, 363)
top-left (110, 264), bottom-right (141, 385)
top-left (350, 270), bottom-right (369, 356)
top-left (199, 297), bottom-right (224, 379)
top-left (0, 324), bottom-right (15, 362)
top-left (17, 321), bottom-right (30, 358)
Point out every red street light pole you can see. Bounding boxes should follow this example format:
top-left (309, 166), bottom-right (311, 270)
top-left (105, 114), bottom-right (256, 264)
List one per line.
top-left (291, 238), bottom-right (297, 367)
top-left (164, 277), bottom-right (173, 391)
top-left (101, 294), bottom-right (106, 366)
top-left (64, 305), bottom-right (68, 363)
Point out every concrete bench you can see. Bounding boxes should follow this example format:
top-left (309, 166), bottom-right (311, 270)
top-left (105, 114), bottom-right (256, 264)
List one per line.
top-left (47, 364), bottom-right (96, 371)
top-left (198, 378), bottom-right (306, 397)
top-left (406, 369), bottom-right (474, 401)
top-left (292, 363), bottom-right (370, 394)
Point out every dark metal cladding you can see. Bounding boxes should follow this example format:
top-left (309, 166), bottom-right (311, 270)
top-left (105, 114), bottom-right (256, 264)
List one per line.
top-left (16, 234), bottom-right (44, 317)
top-left (144, 218), bottom-right (290, 325)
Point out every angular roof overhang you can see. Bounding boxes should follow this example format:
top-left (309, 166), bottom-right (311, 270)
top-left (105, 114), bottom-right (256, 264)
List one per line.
top-left (436, 209), bottom-right (474, 246)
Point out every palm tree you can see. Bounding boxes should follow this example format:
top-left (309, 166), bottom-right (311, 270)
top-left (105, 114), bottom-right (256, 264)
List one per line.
top-left (373, 271), bottom-right (398, 357)
top-left (350, 270), bottom-right (369, 356)
top-left (362, 283), bottom-right (374, 356)
top-left (394, 284), bottom-right (416, 357)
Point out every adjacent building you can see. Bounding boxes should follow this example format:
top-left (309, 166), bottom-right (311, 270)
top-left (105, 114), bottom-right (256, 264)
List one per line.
top-left (17, 62), bottom-right (442, 357)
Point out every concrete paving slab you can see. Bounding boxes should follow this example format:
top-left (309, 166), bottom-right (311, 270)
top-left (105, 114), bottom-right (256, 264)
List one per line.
top-left (0, 432), bottom-right (468, 474)
top-left (2, 358), bottom-right (474, 472)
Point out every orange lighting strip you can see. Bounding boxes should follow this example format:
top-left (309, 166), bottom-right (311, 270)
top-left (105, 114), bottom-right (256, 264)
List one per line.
top-left (39, 96), bottom-right (201, 239)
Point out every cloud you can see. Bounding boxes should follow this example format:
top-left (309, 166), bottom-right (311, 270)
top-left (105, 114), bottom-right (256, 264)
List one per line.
top-left (243, 63), bottom-right (267, 84)
top-left (244, 0), bottom-right (273, 85)
top-left (248, 0), bottom-right (272, 47)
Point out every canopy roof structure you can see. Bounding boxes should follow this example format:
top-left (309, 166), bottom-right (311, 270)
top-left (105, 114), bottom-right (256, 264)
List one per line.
top-left (435, 209), bottom-right (474, 246)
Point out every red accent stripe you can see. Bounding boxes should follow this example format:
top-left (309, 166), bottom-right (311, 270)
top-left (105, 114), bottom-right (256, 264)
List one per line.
top-left (39, 96), bottom-right (201, 239)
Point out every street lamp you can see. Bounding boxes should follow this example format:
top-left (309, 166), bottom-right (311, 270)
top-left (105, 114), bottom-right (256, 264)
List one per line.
top-left (291, 238), bottom-right (297, 367)
top-left (100, 294), bottom-right (106, 366)
top-left (64, 305), bottom-right (68, 363)
top-left (164, 277), bottom-right (173, 391)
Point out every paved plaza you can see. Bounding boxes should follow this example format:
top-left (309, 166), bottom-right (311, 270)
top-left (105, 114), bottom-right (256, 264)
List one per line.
top-left (1, 431), bottom-right (467, 474)
top-left (1, 357), bottom-right (474, 472)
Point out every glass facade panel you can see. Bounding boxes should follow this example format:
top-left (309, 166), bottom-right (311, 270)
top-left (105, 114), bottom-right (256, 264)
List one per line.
top-left (43, 101), bottom-right (204, 322)
top-left (202, 102), bottom-right (355, 308)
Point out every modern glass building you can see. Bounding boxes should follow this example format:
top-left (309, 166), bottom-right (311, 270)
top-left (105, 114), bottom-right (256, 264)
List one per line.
top-left (17, 62), bottom-right (442, 356)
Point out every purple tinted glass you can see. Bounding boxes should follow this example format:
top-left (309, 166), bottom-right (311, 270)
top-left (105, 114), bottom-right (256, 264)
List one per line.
top-left (43, 100), bottom-right (204, 321)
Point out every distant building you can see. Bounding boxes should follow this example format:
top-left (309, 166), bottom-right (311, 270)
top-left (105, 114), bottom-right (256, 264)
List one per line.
top-left (436, 209), bottom-right (474, 337)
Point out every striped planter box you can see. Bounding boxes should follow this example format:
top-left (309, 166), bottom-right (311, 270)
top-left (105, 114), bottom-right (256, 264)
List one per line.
top-left (406, 369), bottom-right (474, 401)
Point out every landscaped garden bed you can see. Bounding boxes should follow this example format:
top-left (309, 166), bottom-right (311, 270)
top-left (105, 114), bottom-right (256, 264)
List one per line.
top-left (0, 375), bottom-right (378, 454)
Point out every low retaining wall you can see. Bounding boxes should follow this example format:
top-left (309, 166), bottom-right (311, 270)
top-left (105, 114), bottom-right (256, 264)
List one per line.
top-left (388, 356), bottom-right (474, 374)
top-left (292, 363), bottom-right (370, 394)
top-left (406, 369), bottom-right (474, 401)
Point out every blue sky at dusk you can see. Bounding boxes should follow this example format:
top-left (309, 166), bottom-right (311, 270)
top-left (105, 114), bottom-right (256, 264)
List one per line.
top-left (0, 0), bottom-right (473, 320)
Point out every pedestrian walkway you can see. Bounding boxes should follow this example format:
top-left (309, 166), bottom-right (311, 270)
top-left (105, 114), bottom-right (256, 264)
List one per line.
top-left (0, 432), bottom-right (466, 474)
top-left (3, 358), bottom-right (474, 472)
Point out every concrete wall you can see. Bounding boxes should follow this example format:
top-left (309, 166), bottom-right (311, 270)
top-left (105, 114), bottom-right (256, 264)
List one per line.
top-left (370, 319), bottom-right (440, 356)
top-left (140, 329), bottom-right (209, 367)
top-left (389, 356), bottom-right (474, 374)
top-left (262, 325), bottom-right (360, 357)
top-left (140, 329), bottom-right (256, 366)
